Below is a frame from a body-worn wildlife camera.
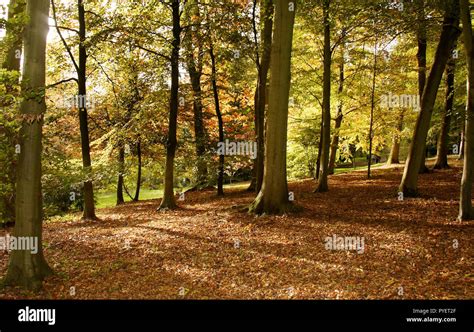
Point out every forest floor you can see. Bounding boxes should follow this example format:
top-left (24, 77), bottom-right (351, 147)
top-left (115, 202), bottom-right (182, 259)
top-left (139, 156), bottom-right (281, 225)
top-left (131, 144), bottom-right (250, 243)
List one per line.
top-left (0, 158), bottom-right (473, 299)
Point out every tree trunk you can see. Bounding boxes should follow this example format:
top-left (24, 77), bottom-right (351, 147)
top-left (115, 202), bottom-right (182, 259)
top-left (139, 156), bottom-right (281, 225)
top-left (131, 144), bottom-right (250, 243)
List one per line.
top-left (185, 1), bottom-right (207, 186)
top-left (133, 138), bottom-right (141, 201)
top-left (159, 0), bottom-right (180, 210)
top-left (315, 0), bottom-right (331, 192)
top-left (459, 0), bottom-right (474, 220)
top-left (4, 0), bottom-right (53, 290)
top-left (116, 143), bottom-right (125, 205)
top-left (209, 42), bottom-right (224, 196)
top-left (78, 0), bottom-right (96, 220)
top-left (416, 0), bottom-right (430, 174)
top-left (399, 0), bottom-right (460, 196)
top-left (252, 0), bottom-right (273, 193)
top-left (315, 120), bottom-right (323, 179)
top-left (249, 0), bottom-right (296, 214)
top-left (434, 49), bottom-right (456, 169)
top-left (328, 43), bottom-right (345, 175)
top-left (367, 37), bottom-right (377, 179)
top-left (387, 112), bottom-right (404, 165)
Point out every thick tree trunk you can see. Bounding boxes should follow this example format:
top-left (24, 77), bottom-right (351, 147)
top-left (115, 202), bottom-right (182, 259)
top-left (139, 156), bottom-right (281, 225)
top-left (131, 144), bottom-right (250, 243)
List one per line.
top-left (387, 112), bottom-right (404, 165)
top-left (78, 0), bottom-right (96, 220)
top-left (133, 138), bottom-right (141, 201)
top-left (399, 0), bottom-right (460, 196)
top-left (249, 0), bottom-right (296, 214)
top-left (315, 0), bottom-right (331, 192)
top-left (459, 0), bottom-right (474, 220)
top-left (159, 0), bottom-right (180, 210)
top-left (328, 45), bottom-right (345, 175)
top-left (116, 144), bottom-right (125, 205)
top-left (209, 43), bottom-right (224, 196)
top-left (434, 51), bottom-right (456, 169)
top-left (416, 0), bottom-right (430, 174)
top-left (4, 0), bottom-right (53, 290)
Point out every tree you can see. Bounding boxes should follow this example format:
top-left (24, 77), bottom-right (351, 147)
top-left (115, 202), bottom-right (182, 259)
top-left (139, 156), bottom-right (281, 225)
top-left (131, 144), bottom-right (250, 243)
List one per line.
top-left (184, 0), bottom-right (208, 187)
top-left (434, 47), bottom-right (456, 169)
top-left (459, 0), bottom-right (474, 220)
top-left (249, 0), bottom-right (273, 193)
top-left (315, 0), bottom-right (331, 192)
top-left (3, 0), bottom-right (53, 290)
top-left (159, 0), bottom-right (181, 210)
top-left (415, 0), bottom-right (430, 174)
top-left (51, 0), bottom-right (97, 220)
top-left (398, 0), bottom-right (460, 196)
top-left (249, 0), bottom-right (296, 214)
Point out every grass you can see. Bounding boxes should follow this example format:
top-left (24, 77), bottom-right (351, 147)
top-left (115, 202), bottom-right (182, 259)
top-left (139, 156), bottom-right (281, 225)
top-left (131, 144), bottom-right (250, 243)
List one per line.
top-left (96, 189), bottom-right (163, 209)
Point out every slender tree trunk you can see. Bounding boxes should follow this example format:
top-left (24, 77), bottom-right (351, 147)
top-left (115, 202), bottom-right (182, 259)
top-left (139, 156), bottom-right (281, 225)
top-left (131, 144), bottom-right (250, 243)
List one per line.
top-left (133, 138), bottom-right (141, 201)
top-left (249, 0), bottom-right (296, 214)
top-left (328, 45), bottom-right (345, 175)
top-left (78, 0), bottom-right (96, 220)
top-left (185, 1), bottom-right (207, 186)
top-left (387, 112), bottom-right (404, 165)
top-left (315, 0), bottom-right (331, 192)
top-left (209, 42), bottom-right (224, 196)
top-left (434, 50), bottom-right (456, 169)
top-left (399, 0), bottom-right (460, 196)
top-left (367, 37), bottom-right (377, 179)
top-left (315, 120), bottom-right (323, 179)
top-left (251, 0), bottom-right (273, 193)
top-left (416, 0), bottom-right (429, 174)
top-left (459, 0), bottom-right (474, 220)
top-left (159, 0), bottom-right (180, 210)
top-left (4, 0), bottom-right (53, 290)
top-left (116, 143), bottom-right (125, 205)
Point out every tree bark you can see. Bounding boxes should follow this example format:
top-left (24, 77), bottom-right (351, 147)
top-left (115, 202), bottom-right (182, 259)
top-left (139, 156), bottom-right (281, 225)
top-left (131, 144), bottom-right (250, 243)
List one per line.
top-left (4, 0), bottom-right (53, 290)
top-left (315, 0), bottom-right (331, 192)
top-left (159, 0), bottom-right (181, 210)
top-left (367, 37), bottom-right (377, 179)
top-left (459, 0), bottom-right (474, 220)
top-left (249, 0), bottom-right (296, 214)
top-left (399, 0), bottom-right (460, 196)
top-left (434, 49), bottom-right (456, 169)
top-left (209, 42), bottom-right (224, 196)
